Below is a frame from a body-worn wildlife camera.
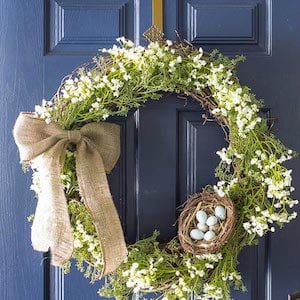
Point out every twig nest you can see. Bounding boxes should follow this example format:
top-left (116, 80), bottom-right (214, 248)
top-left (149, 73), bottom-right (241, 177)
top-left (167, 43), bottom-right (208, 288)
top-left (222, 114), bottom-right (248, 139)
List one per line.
top-left (178, 191), bottom-right (236, 255)
top-left (209, 224), bottom-right (220, 232)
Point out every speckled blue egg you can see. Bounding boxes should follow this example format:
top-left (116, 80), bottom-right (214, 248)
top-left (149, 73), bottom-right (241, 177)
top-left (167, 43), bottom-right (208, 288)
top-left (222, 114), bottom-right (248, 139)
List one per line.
top-left (214, 205), bottom-right (226, 220)
top-left (196, 210), bottom-right (208, 225)
top-left (190, 229), bottom-right (204, 240)
top-left (204, 230), bottom-right (216, 241)
top-left (206, 215), bottom-right (218, 226)
top-left (197, 223), bottom-right (209, 232)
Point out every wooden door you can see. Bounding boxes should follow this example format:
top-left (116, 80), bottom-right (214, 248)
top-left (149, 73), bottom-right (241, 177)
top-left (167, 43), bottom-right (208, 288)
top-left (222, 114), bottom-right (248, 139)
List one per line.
top-left (1, 1), bottom-right (300, 299)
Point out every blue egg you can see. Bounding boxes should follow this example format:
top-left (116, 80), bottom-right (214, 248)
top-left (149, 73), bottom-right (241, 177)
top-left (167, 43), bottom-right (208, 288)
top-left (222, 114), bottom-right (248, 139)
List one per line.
top-left (215, 205), bottom-right (226, 220)
top-left (196, 210), bottom-right (208, 225)
top-left (190, 229), bottom-right (204, 240)
top-left (197, 223), bottom-right (209, 232)
top-left (206, 215), bottom-right (218, 226)
top-left (204, 230), bottom-right (216, 241)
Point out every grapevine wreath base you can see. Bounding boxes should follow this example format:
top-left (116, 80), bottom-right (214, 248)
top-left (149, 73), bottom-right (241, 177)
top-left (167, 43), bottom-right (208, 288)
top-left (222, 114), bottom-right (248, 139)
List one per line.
top-left (13, 35), bottom-right (298, 300)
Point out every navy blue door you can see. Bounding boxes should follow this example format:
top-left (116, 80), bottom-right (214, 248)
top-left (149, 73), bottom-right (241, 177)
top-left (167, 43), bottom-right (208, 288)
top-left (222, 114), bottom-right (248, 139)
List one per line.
top-left (1, 1), bottom-right (300, 299)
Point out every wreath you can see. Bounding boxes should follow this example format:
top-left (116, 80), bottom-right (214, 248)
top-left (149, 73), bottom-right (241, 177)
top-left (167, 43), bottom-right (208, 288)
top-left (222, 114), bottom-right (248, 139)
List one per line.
top-left (13, 36), bottom-right (298, 300)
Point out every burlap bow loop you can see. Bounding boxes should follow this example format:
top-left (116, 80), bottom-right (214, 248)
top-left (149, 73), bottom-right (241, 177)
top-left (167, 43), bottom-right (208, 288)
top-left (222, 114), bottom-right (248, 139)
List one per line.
top-left (13, 112), bottom-right (128, 276)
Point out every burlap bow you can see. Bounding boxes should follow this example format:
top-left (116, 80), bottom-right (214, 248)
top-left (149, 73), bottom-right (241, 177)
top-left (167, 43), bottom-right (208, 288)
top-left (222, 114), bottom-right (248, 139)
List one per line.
top-left (13, 112), bottom-right (128, 276)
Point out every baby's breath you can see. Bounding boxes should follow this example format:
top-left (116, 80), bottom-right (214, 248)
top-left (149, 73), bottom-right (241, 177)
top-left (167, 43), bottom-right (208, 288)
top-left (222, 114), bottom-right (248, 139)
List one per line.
top-left (30, 37), bottom-right (297, 300)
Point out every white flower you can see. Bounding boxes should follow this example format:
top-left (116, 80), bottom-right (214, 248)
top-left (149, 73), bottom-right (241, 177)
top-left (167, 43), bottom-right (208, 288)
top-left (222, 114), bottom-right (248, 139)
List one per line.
top-left (74, 238), bottom-right (82, 248)
top-left (123, 73), bottom-right (131, 81)
top-left (214, 184), bottom-right (226, 197)
top-left (205, 263), bottom-right (214, 269)
top-left (116, 36), bottom-right (126, 43)
top-left (91, 102), bottom-right (99, 109)
top-left (216, 147), bottom-right (232, 164)
top-left (34, 99), bottom-right (54, 123)
top-left (201, 283), bottom-right (224, 300)
top-left (250, 158), bottom-right (258, 165)
top-left (131, 262), bottom-right (139, 269)
top-left (169, 60), bottom-right (175, 68)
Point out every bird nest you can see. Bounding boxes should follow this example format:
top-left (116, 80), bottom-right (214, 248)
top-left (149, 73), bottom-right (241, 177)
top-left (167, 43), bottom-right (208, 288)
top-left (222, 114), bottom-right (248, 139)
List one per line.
top-left (178, 191), bottom-right (236, 255)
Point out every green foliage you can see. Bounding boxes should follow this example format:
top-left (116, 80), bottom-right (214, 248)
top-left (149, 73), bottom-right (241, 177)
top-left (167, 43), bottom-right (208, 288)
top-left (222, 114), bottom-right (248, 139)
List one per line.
top-left (64, 200), bottom-right (103, 283)
top-left (33, 38), bottom-right (298, 300)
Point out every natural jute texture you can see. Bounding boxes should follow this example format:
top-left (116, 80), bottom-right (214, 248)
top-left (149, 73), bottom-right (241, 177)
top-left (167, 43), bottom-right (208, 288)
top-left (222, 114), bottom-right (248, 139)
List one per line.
top-left (13, 112), bottom-right (127, 276)
top-left (178, 191), bottom-right (236, 254)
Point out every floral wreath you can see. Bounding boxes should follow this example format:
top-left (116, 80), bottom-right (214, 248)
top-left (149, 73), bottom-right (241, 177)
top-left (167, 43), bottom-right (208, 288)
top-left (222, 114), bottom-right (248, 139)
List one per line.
top-left (13, 36), bottom-right (298, 300)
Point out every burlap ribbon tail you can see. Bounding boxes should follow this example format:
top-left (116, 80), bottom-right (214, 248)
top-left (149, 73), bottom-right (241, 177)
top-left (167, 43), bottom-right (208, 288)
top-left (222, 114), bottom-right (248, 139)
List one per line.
top-left (13, 112), bottom-right (128, 276)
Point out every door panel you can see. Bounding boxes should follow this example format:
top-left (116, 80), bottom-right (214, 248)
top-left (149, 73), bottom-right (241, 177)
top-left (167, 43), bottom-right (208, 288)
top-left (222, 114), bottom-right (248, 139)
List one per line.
top-left (45, 0), bottom-right (137, 55)
top-left (178, 0), bottom-right (271, 56)
top-left (0, 1), bottom-right (45, 300)
top-left (2, 1), bottom-right (300, 300)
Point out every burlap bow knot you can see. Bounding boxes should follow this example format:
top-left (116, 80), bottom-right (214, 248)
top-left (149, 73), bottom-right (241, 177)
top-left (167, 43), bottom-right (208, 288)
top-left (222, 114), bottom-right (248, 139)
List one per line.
top-left (13, 113), bottom-right (128, 276)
